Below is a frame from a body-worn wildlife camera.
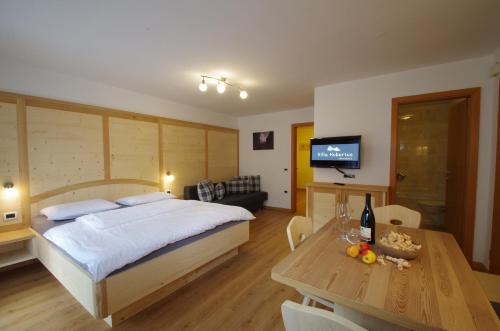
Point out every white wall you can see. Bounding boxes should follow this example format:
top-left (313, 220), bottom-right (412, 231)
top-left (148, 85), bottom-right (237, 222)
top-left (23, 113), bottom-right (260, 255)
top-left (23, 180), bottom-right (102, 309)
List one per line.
top-left (238, 107), bottom-right (314, 209)
top-left (314, 55), bottom-right (499, 266)
top-left (0, 57), bottom-right (238, 128)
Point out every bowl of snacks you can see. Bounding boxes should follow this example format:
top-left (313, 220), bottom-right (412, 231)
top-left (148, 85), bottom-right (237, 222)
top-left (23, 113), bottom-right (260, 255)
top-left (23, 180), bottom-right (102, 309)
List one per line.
top-left (378, 230), bottom-right (422, 260)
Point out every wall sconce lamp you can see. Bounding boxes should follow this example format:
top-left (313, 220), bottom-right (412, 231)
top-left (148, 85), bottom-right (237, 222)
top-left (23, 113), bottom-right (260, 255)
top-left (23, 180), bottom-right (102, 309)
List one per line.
top-left (3, 182), bottom-right (17, 198)
top-left (165, 171), bottom-right (175, 182)
top-left (164, 172), bottom-right (175, 194)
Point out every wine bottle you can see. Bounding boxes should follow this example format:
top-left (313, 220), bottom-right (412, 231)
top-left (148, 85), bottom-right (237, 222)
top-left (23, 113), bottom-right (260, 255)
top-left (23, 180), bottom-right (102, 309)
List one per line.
top-left (360, 193), bottom-right (376, 244)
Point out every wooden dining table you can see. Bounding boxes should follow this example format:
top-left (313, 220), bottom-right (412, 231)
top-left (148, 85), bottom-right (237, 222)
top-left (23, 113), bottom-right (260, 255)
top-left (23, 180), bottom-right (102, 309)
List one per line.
top-left (271, 221), bottom-right (500, 331)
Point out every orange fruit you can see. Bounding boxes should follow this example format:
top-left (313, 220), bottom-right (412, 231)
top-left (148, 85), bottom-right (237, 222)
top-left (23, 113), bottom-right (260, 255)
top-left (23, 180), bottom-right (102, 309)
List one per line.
top-left (346, 245), bottom-right (360, 258)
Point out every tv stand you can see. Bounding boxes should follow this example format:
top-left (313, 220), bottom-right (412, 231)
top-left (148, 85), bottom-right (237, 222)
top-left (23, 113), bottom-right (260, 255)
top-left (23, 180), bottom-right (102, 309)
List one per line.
top-left (306, 182), bottom-right (388, 231)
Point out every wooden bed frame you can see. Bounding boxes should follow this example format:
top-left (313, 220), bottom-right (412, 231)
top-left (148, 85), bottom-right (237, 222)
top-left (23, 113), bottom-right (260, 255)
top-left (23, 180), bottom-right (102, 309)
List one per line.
top-left (34, 220), bottom-right (249, 327)
top-left (0, 91), bottom-right (246, 326)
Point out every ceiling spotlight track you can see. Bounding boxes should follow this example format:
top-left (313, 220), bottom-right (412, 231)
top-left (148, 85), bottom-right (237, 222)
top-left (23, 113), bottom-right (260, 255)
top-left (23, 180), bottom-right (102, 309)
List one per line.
top-left (198, 75), bottom-right (248, 99)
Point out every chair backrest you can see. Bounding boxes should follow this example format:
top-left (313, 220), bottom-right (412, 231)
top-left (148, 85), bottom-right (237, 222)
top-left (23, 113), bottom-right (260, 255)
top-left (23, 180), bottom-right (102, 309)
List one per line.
top-left (473, 271), bottom-right (500, 303)
top-left (281, 300), bottom-right (367, 331)
top-left (373, 205), bottom-right (421, 229)
top-left (286, 216), bottom-right (313, 251)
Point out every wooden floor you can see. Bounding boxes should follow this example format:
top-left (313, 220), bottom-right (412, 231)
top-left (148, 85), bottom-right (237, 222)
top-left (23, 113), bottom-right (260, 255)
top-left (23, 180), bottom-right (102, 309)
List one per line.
top-left (0, 209), bottom-right (301, 331)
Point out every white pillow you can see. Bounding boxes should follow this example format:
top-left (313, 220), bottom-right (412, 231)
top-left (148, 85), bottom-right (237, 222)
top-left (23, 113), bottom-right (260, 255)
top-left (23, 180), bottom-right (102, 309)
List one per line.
top-left (40, 199), bottom-right (120, 221)
top-left (115, 192), bottom-right (176, 206)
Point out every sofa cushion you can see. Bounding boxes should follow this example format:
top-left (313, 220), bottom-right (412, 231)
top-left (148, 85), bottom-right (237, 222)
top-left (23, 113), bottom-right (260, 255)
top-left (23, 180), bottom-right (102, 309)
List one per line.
top-left (197, 180), bottom-right (215, 202)
top-left (234, 175), bottom-right (260, 192)
top-left (225, 179), bottom-right (249, 194)
top-left (249, 175), bottom-right (260, 192)
top-left (214, 182), bottom-right (225, 200)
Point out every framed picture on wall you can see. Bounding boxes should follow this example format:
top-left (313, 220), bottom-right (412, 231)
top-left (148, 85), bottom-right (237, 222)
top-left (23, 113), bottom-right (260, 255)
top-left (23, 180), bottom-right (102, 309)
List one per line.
top-left (253, 131), bottom-right (274, 150)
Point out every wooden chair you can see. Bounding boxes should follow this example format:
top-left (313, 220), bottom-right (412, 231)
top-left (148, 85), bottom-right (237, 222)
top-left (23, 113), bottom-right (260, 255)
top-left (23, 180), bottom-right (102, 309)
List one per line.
top-left (281, 300), bottom-right (367, 331)
top-left (474, 271), bottom-right (500, 303)
top-left (286, 216), bottom-right (335, 309)
top-left (286, 216), bottom-right (313, 251)
top-left (373, 205), bottom-right (421, 228)
top-left (334, 303), bottom-right (410, 331)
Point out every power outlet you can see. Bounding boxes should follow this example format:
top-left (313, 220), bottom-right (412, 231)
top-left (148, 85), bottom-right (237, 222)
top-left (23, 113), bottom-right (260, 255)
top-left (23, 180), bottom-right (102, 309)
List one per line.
top-left (3, 211), bottom-right (17, 221)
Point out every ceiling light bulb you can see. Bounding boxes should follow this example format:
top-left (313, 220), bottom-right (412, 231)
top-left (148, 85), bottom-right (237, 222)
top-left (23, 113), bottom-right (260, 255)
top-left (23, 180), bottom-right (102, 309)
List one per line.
top-left (217, 81), bottom-right (226, 94)
top-left (198, 78), bottom-right (207, 92)
top-left (239, 90), bottom-right (248, 99)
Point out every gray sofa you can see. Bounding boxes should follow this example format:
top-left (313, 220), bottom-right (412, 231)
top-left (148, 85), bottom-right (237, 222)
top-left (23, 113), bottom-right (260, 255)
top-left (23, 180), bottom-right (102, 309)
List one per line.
top-left (183, 185), bottom-right (268, 212)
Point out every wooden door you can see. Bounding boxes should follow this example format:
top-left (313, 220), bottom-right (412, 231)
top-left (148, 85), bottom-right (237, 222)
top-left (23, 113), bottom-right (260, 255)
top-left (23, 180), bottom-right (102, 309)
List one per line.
top-left (445, 99), bottom-right (468, 248)
top-left (391, 88), bottom-right (480, 264)
top-left (490, 85), bottom-right (500, 274)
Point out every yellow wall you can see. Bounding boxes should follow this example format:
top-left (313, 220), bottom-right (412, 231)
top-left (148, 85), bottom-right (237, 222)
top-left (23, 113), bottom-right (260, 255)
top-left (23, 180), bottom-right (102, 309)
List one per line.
top-left (296, 125), bottom-right (314, 189)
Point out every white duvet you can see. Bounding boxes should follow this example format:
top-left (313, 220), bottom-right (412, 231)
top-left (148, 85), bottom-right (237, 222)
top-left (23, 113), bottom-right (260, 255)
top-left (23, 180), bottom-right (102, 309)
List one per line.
top-left (44, 199), bottom-right (255, 281)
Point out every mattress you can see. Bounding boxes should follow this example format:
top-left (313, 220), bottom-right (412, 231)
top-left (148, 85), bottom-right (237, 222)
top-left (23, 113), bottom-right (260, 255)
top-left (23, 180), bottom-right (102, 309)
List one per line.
top-left (35, 199), bottom-right (254, 281)
top-left (32, 215), bottom-right (245, 277)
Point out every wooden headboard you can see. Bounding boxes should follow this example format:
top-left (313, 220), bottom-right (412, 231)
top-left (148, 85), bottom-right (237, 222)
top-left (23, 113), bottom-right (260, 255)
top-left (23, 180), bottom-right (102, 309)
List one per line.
top-left (0, 91), bottom-right (239, 232)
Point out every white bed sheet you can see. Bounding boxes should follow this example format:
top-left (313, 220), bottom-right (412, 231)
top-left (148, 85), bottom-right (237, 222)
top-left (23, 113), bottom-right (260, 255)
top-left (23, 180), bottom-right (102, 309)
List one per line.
top-left (44, 199), bottom-right (254, 281)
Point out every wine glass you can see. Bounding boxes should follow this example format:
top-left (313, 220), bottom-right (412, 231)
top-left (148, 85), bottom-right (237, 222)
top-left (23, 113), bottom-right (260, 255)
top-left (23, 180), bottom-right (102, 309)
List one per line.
top-left (335, 198), bottom-right (352, 241)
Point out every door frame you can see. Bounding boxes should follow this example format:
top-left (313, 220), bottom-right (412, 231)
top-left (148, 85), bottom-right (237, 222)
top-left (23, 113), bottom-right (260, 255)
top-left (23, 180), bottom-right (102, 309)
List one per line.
top-left (490, 83), bottom-right (500, 274)
top-left (291, 122), bottom-right (314, 213)
top-left (389, 87), bottom-right (481, 264)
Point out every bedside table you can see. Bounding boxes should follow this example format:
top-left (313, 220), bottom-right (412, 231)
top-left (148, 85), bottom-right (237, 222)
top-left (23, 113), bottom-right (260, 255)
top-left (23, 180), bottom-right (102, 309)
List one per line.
top-left (0, 228), bottom-right (37, 268)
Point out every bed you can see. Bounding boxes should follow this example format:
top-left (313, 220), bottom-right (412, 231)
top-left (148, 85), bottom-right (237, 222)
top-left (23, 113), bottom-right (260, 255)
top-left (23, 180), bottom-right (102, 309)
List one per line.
top-left (31, 199), bottom-right (252, 326)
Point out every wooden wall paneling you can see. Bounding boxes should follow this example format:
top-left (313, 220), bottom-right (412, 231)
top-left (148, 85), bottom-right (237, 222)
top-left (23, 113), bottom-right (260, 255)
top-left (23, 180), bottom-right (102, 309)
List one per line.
top-left (0, 90), bottom-right (238, 229)
top-left (0, 92), bottom-right (17, 104)
top-left (0, 101), bottom-right (23, 231)
top-left (17, 98), bottom-right (30, 229)
top-left (31, 184), bottom-right (158, 217)
top-left (102, 115), bottom-right (111, 179)
top-left (0, 91), bottom-right (238, 134)
top-left (109, 117), bottom-right (159, 183)
top-left (204, 129), bottom-right (209, 178)
top-left (27, 106), bottom-right (105, 196)
top-left (207, 130), bottom-right (238, 182)
top-left (158, 121), bottom-right (165, 191)
top-left (162, 124), bottom-right (206, 196)
top-left (105, 184), bottom-right (159, 201)
top-left (160, 118), bottom-right (237, 133)
top-left (236, 131), bottom-right (240, 176)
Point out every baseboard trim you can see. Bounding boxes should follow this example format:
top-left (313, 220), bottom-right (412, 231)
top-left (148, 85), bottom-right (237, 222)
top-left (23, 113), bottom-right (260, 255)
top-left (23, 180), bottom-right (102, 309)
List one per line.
top-left (264, 206), bottom-right (293, 213)
top-left (472, 261), bottom-right (489, 272)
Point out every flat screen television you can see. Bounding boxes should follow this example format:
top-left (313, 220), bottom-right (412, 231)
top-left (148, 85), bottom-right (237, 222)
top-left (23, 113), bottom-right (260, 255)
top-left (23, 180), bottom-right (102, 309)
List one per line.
top-left (310, 135), bottom-right (361, 169)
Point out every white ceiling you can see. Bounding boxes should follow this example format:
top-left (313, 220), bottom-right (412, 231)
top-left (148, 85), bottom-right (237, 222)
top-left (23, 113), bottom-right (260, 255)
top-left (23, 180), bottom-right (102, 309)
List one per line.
top-left (0, 1), bottom-right (499, 116)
